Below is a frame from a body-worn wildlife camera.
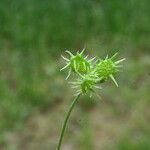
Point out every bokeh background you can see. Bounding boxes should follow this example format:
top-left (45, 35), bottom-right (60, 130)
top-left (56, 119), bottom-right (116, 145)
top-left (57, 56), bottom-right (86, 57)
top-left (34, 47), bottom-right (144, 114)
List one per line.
top-left (0, 0), bottom-right (150, 150)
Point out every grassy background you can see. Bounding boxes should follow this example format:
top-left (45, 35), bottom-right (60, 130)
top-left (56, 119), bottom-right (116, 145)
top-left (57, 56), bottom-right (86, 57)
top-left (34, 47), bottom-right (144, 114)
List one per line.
top-left (0, 0), bottom-right (149, 149)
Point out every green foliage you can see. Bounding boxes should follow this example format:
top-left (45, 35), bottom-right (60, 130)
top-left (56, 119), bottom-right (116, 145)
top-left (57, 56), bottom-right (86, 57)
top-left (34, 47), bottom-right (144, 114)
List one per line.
top-left (116, 136), bottom-right (150, 150)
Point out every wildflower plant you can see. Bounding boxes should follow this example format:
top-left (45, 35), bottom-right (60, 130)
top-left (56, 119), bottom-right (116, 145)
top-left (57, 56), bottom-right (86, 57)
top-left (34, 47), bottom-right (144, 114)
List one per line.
top-left (57, 49), bottom-right (125, 150)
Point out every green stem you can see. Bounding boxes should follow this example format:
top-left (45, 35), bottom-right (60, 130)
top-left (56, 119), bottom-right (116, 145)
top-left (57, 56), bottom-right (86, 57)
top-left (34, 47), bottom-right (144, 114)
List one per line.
top-left (57, 94), bottom-right (81, 150)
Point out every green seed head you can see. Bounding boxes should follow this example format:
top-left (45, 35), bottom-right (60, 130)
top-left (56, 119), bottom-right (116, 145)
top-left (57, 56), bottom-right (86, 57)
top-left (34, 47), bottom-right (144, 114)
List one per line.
top-left (95, 53), bottom-right (125, 87)
top-left (96, 59), bottom-right (117, 79)
top-left (61, 49), bottom-right (96, 79)
top-left (70, 71), bottom-right (101, 95)
top-left (70, 53), bottom-right (90, 73)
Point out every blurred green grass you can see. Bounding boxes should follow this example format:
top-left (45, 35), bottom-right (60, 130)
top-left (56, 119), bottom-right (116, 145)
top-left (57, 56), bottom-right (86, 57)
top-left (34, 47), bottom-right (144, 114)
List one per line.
top-left (0, 0), bottom-right (150, 149)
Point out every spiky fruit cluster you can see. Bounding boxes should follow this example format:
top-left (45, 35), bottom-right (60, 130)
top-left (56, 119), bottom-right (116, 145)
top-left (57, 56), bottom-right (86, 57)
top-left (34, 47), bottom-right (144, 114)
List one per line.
top-left (61, 50), bottom-right (125, 96)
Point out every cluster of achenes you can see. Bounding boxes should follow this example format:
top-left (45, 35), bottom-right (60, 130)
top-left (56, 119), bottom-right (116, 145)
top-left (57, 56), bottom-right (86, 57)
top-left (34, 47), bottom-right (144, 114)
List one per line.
top-left (61, 49), bottom-right (125, 96)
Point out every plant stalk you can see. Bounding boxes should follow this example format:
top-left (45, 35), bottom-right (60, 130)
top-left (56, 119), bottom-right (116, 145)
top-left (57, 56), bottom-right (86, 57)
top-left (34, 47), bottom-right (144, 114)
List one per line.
top-left (57, 94), bottom-right (81, 150)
